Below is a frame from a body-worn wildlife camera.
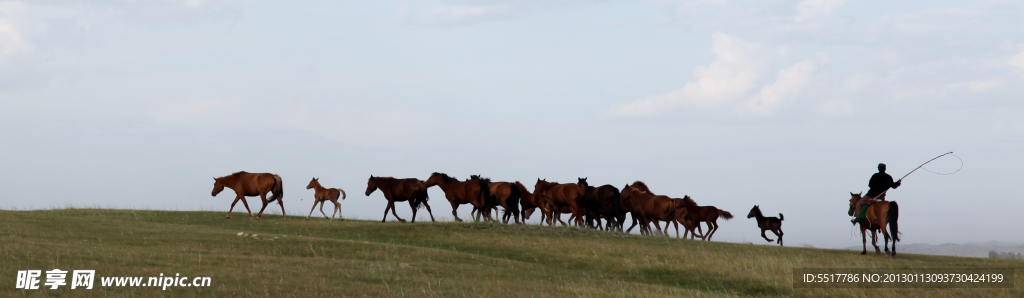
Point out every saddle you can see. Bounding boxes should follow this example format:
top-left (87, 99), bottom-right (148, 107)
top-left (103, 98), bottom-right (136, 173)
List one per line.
top-left (858, 197), bottom-right (884, 220)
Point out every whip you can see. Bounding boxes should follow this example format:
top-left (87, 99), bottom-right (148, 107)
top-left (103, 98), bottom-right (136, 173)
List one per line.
top-left (871, 151), bottom-right (962, 199)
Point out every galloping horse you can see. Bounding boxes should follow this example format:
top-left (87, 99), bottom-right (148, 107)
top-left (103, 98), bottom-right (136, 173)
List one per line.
top-left (848, 192), bottom-right (900, 256)
top-left (305, 178), bottom-right (346, 221)
top-left (583, 184), bottom-right (625, 231)
top-left (425, 173), bottom-right (493, 222)
top-left (534, 178), bottom-right (588, 227)
top-left (679, 196), bottom-right (733, 241)
top-left (664, 199), bottom-right (702, 239)
top-left (620, 185), bottom-right (678, 236)
top-left (747, 205), bottom-right (783, 246)
top-left (365, 176), bottom-right (435, 223)
top-left (212, 171), bottom-right (285, 219)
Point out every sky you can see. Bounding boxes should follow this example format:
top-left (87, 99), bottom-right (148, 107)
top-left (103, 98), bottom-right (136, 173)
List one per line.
top-left (1, 0), bottom-right (1022, 249)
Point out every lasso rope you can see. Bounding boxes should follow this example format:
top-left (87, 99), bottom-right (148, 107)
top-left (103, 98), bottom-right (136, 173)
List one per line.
top-left (872, 152), bottom-right (960, 199)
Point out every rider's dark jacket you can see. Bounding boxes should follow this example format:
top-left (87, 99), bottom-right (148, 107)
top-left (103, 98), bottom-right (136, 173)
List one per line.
top-left (866, 172), bottom-right (900, 198)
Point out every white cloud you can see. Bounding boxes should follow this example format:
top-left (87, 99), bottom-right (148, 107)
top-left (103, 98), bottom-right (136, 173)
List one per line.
top-left (741, 59), bottom-right (818, 115)
top-left (606, 33), bottom-right (823, 118)
top-left (947, 79), bottom-right (1002, 92)
top-left (0, 2), bottom-right (35, 63)
top-left (1012, 51), bottom-right (1024, 69)
top-left (398, 0), bottom-right (608, 26)
top-left (795, 0), bottom-right (847, 22)
top-left (604, 32), bottom-right (764, 118)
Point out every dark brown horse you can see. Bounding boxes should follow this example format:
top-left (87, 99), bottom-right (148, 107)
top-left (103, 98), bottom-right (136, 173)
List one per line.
top-left (212, 171), bottom-right (285, 219)
top-left (848, 192), bottom-right (900, 256)
top-left (534, 178), bottom-right (588, 227)
top-left (583, 184), bottom-right (625, 231)
top-left (305, 178), bottom-right (346, 221)
top-left (679, 196), bottom-right (733, 241)
top-left (425, 173), bottom-right (493, 222)
top-left (365, 176), bottom-right (435, 223)
top-left (747, 205), bottom-right (783, 246)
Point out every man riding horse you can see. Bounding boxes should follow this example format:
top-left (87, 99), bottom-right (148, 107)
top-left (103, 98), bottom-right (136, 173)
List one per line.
top-left (852, 163), bottom-right (901, 223)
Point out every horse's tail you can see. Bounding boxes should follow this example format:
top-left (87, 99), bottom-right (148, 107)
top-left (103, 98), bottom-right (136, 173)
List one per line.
top-left (779, 213), bottom-right (784, 221)
top-left (718, 209), bottom-right (733, 220)
top-left (611, 188), bottom-right (625, 229)
top-left (414, 181), bottom-right (429, 210)
top-left (477, 178), bottom-right (493, 210)
top-left (506, 182), bottom-right (521, 218)
top-left (339, 188), bottom-right (347, 200)
top-left (271, 174), bottom-right (284, 203)
top-left (888, 201), bottom-right (900, 242)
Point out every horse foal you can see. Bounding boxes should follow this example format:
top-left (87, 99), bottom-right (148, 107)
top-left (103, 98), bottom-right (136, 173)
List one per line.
top-left (306, 178), bottom-right (346, 221)
top-left (746, 205), bottom-right (783, 246)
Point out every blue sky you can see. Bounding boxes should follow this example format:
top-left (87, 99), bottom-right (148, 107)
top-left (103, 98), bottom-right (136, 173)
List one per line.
top-left (1, 0), bottom-right (1022, 248)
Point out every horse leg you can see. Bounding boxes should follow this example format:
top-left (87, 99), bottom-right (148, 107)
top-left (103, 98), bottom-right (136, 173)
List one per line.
top-left (860, 226), bottom-right (868, 254)
top-left (871, 229), bottom-right (881, 254)
top-left (626, 217), bottom-right (638, 233)
top-left (421, 201), bottom-right (437, 222)
top-left (277, 196), bottom-right (286, 219)
top-left (409, 200), bottom-right (418, 223)
top-left (255, 193), bottom-right (271, 220)
top-left (761, 229), bottom-right (774, 243)
top-left (238, 195), bottom-right (254, 219)
top-left (772, 229), bottom-right (783, 246)
top-left (381, 200), bottom-right (392, 222)
top-left (706, 221), bottom-right (719, 241)
top-left (319, 201), bottom-right (329, 219)
top-left (227, 195), bottom-right (244, 219)
top-left (333, 200), bottom-right (342, 221)
top-left (307, 200), bottom-right (319, 219)
top-left (389, 201), bottom-right (406, 223)
top-left (450, 202), bottom-right (463, 222)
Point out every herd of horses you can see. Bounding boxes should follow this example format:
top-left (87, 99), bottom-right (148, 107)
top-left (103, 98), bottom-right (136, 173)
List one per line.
top-left (211, 171), bottom-right (903, 255)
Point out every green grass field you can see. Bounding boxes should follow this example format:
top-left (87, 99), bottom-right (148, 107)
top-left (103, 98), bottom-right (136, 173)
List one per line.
top-left (1, 209), bottom-right (1020, 297)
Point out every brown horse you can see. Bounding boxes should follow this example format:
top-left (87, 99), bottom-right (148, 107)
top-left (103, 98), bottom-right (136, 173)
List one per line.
top-left (679, 196), bottom-right (733, 241)
top-left (483, 179), bottom-right (522, 224)
top-left (425, 173), bottom-right (493, 222)
top-left (514, 181), bottom-right (543, 221)
top-left (534, 178), bottom-right (588, 227)
top-left (621, 185), bottom-right (678, 236)
top-left (747, 205), bottom-right (783, 246)
top-left (305, 178), bottom-right (346, 221)
top-left (212, 171), bottom-right (285, 219)
top-left (848, 192), bottom-right (900, 256)
top-left (365, 176), bottom-right (435, 223)
top-left (663, 199), bottom-right (703, 239)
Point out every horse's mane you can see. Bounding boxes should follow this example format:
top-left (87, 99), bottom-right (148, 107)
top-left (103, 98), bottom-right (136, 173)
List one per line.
top-left (469, 174), bottom-right (490, 182)
top-left (681, 195), bottom-right (697, 206)
top-left (631, 181), bottom-right (651, 192)
top-left (750, 205), bottom-right (763, 217)
top-left (432, 172), bottom-right (455, 182)
top-left (231, 171), bottom-right (249, 176)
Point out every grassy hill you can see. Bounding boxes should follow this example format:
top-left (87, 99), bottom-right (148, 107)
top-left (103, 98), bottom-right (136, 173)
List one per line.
top-left (1, 209), bottom-right (1020, 297)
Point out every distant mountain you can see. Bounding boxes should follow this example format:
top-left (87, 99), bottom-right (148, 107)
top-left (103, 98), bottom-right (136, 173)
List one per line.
top-left (844, 241), bottom-right (1024, 258)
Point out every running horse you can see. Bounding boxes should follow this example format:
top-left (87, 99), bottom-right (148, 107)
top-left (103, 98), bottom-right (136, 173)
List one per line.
top-left (305, 178), bottom-right (346, 221)
top-left (534, 178), bottom-right (588, 227)
top-left (211, 171), bottom-right (285, 219)
top-left (365, 175), bottom-right (436, 223)
top-left (678, 196), bottom-right (733, 241)
top-left (746, 205), bottom-right (783, 246)
top-left (848, 192), bottom-right (901, 256)
top-left (425, 173), bottom-right (493, 222)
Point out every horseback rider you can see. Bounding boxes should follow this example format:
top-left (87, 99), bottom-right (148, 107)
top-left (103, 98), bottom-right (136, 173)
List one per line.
top-left (852, 163), bottom-right (901, 223)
